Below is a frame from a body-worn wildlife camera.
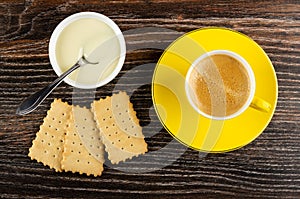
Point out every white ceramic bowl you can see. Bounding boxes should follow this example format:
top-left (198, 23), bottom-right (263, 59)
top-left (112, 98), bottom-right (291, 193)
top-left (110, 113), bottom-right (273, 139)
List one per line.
top-left (49, 12), bottom-right (126, 89)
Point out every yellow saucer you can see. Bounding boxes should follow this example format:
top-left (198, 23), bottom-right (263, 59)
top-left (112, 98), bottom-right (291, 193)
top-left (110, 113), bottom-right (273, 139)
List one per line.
top-left (152, 27), bottom-right (278, 152)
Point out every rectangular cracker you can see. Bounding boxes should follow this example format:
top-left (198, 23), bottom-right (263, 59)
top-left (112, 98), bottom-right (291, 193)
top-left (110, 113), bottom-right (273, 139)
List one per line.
top-left (62, 105), bottom-right (105, 176)
top-left (28, 99), bottom-right (71, 172)
top-left (109, 92), bottom-right (144, 138)
top-left (92, 92), bottom-right (148, 164)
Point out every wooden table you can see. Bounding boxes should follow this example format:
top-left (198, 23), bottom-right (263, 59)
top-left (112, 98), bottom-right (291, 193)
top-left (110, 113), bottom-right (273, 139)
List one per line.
top-left (0, 0), bottom-right (299, 198)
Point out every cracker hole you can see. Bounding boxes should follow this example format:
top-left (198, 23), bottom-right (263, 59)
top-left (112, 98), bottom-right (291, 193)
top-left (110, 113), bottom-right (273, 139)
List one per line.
top-left (125, 110), bottom-right (128, 113)
top-left (112, 142), bottom-right (114, 145)
top-left (112, 124), bottom-right (115, 126)
top-left (48, 125), bottom-right (51, 128)
top-left (131, 144), bottom-right (133, 147)
top-left (96, 154), bottom-right (99, 157)
top-left (75, 125), bottom-right (78, 128)
top-left (109, 116), bottom-right (112, 119)
top-left (53, 155), bottom-right (56, 158)
top-left (134, 133), bottom-right (137, 136)
top-left (77, 160), bottom-right (79, 163)
top-left (62, 113), bottom-right (65, 116)
top-left (121, 147), bottom-right (124, 150)
top-left (116, 105), bottom-right (119, 108)
top-left (48, 143), bottom-right (51, 146)
top-left (132, 126), bottom-right (135, 129)
top-left (98, 138), bottom-right (101, 140)
top-left (128, 136), bottom-right (131, 139)
top-left (122, 120), bottom-right (125, 123)
top-left (118, 140), bottom-right (121, 142)
top-left (97, 146), bottom-right (100, 149)
top-left (125, 128), bottom-right (127, 131)
top-left (64, 132), bottom-right (67, 135)
top-left (115, 132), bottom-right (118, 135)
top-left (51, 135), bottom-right (54, 138)
top-left (52, 118), bottom-right (55, 121)
top-left (84, 118), bottom-right (87, 121)
top-left (71, 150), bottom-right (74, 152)
top-left (74, 133), bottom-right (76, 136)
top-left (87, 162), bottom-right (90, 164)
top-left (78, 151), bottom-right (81, 154)
top-left (109, 134), bottom-right (111, 137)
top-left (44, 150), bottom-right (47, 153)
top-left (89, 153), bottom-right (91, 156)
top-left (80, 143), bottom-right (82, 146)
top-left (72, 142), bottom-right (75, 145)
top-left (102, 118), bottom-right (106, 121)
top-left (57, 147), bottom-right (60, 150)
top-left (90, 145), bottom-right (93, 148)
top-left (119, 113), bottom-right (122, 115)
top-left (81, 135), bottom-right (84, 138)
top-left (55, 128), bottom-right (58, 131)
top-left (128, 118), bottom-right (131, 121)
top-left (92, 128), bottom-right (96, 131)
top-left (105, 126), bottom-right (108, 129)
top-left (44, 132), bottom-right (48, 135)
top-left (41, 140), bottom-right (44, 143)
top-left (60, 140), bottom-right (63, 143)
top-left (106, 108), bottom-right (110, 111)
top-left (91, 137), bottom-right (94, 140)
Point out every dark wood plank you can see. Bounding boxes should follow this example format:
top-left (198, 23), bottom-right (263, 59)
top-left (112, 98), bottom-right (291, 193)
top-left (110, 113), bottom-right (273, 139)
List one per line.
top-left (0, 0), bottom-right (299, 198)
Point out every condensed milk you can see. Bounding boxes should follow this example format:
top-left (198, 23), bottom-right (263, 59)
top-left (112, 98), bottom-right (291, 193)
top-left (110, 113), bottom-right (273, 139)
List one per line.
top-left (49, 12), bottom-right (126, 89)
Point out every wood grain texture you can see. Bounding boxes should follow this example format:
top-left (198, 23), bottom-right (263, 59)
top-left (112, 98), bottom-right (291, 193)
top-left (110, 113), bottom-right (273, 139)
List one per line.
top-left (0, 0), bottom-right (299, 198)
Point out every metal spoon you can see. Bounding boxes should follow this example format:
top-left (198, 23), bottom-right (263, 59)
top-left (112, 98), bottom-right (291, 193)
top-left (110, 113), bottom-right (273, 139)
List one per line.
top-left (16, 56), bottom-right (98, 115)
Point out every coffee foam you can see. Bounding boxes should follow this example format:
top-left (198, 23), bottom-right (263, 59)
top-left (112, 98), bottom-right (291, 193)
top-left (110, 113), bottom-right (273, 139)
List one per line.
top-left (188, 54), bottom-right (250, 117)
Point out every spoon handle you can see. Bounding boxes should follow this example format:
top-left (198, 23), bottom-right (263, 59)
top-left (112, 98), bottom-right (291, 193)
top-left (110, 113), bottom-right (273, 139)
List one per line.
top-left (16, 62), bottom-right (81, 115)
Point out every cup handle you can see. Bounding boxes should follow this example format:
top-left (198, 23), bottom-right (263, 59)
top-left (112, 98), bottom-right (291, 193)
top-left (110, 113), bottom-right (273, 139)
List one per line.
top-left (250, 96), bottom-right (271, 113)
